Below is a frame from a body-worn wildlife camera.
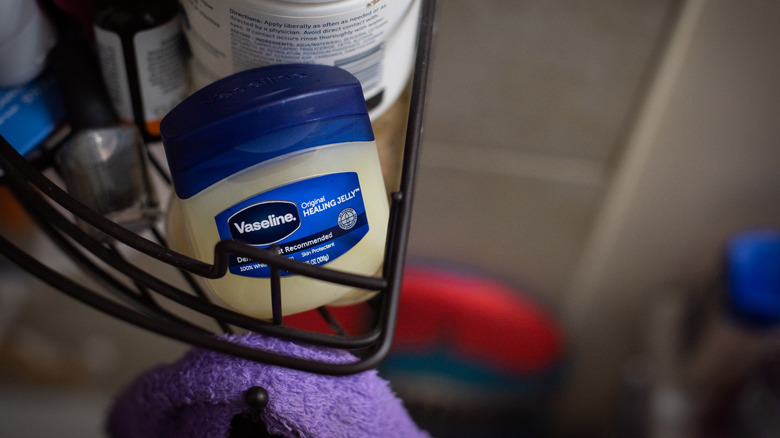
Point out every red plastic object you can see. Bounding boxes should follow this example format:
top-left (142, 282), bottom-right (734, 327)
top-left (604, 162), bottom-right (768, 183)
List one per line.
top-left (286, 264), bottom-right (565, 375)
top-left (393, 265), bottom-right (565, 375)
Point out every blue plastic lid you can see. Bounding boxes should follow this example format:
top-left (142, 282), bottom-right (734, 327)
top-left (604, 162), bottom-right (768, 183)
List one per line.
top-left (160, 64), bottom-right (374, 199)
top-left (727, 229), bottom-right (780, 327)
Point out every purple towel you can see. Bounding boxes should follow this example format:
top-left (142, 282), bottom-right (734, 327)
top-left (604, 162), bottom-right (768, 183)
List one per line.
top-left (106, 334), bottom-right (429, 438)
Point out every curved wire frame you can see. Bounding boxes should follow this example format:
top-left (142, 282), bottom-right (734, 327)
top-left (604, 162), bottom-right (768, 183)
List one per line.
top-left (0, 0), bottom-right (436, 375)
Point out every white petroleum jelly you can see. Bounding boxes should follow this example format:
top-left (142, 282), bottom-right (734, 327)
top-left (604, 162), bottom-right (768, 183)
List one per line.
top-left (160, 64), bottom-right (388, 319)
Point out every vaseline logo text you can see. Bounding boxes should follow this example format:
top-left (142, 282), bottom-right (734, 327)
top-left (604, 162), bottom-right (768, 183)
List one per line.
top-left (227, 201), bottom-right (301, 245)
top-left (233, 214), bottom-right (296, 234)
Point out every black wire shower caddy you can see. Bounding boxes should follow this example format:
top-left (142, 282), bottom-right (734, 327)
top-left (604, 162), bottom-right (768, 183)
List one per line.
top-left (0, 0), bottom-right (436, 376)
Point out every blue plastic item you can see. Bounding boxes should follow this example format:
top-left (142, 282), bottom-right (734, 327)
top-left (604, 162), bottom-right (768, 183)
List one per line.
top-left (160, 64), bottom-right (374, 199)
top-left (0, 71), bottom-right (64, 157)
top-left (727, 229), bottom-right (780, 327)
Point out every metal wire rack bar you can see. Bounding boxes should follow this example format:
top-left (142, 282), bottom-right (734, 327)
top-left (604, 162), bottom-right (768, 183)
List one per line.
top-left (0, 0), bottom-right (436, 375)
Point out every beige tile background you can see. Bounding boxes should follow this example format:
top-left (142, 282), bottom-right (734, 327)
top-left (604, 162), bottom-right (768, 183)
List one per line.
top-left (409, 0), bottom-right (673, 303)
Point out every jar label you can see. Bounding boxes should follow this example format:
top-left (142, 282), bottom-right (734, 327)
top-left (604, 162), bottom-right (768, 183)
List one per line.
top-left (214, 172), bottom-right (369, 277)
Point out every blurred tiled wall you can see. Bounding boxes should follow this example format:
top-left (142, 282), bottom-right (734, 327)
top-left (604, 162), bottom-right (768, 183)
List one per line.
top-left (408, 0), bottom-right (674, 303)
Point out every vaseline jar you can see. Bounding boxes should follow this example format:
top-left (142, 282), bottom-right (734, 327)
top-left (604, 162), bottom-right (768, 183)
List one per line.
top-left (161, 64), bottom-right (389, 318)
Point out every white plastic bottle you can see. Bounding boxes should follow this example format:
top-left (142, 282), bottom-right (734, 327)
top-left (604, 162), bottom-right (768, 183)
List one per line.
top-left (0, 0), bottom-right (57, 87)
top-left (178, 0), bottom-right (420, 119)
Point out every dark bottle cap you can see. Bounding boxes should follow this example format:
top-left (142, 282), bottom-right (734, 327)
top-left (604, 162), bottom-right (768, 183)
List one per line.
top-left (95, 0), bottom-right (179, 34)
top-left (48, 38), bottom-right (118, 131)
